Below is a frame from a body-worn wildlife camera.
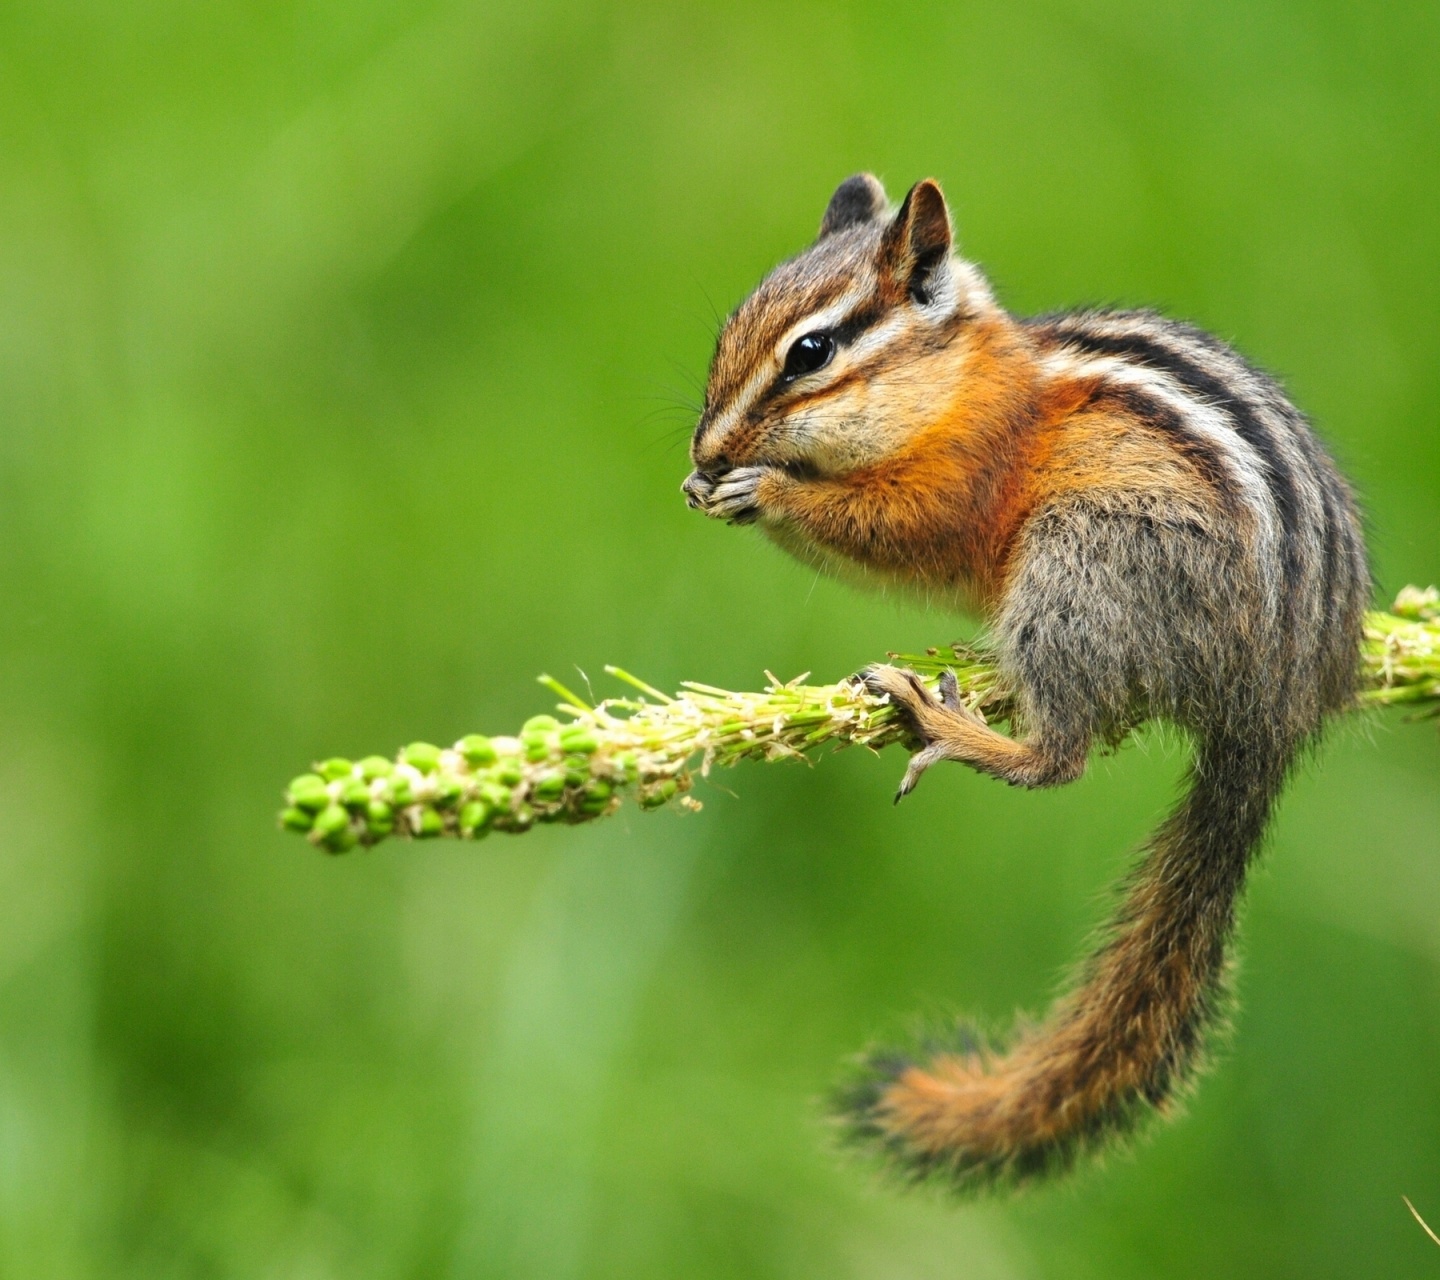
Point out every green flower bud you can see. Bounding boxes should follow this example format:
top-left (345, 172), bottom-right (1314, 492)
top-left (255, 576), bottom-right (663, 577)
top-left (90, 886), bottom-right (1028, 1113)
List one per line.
top-left (388, 776), bottom-right (414, 807)
top-left (563, 761), bottom-right (589, 788)
top-left (457, 734), bottom-right (498, 767)
top-left (611, 752), bottom-right (639, 783)
top-left (579, 777), bottom-right (614, 815)
top-left (495, 759), bottom-right (524, 786)
top-left (402, 742), bottom-right (443, 774)
top-left (321, 826), bottom-right (359, 854)
top-left (558, 728), bottom-right (598, 755)
top-left (415, 806), bottom-right (445, 838)
top-left (434, 776), bottom-right (464, 809)
top-left (313, 803), bottom-right (351, 838)
top-left (459, 801), bottom-right (492, 837)
top-left (639, 779), bottom-right (678, 811)
top-left (280, 806), bottom-right (313, 833)
top-left (287, 773), bottom-right (331, 812)
top-left (318, 757), bottom-right (354, 781)
top-left (479, 782), bottom-right (513, 811)
top-left (340, 779), bottom-right (370, 809)
top-left (358, 755), bottom-right (394, 780)
top-left (365, 799), bottom-right (394, 829)
top-left (532, 772), bottom-right (566, 802)
top-left (521, 732), bottom-right (552, 763)
top-left (521, 715), bottom-right (560, 734)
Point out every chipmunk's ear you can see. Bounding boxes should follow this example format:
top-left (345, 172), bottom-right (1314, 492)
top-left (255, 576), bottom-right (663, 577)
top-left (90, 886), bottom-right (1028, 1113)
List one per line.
top-left (879, 179), bottom-right (953, 305)
top-left (818, 173), bottom-right (888, 238)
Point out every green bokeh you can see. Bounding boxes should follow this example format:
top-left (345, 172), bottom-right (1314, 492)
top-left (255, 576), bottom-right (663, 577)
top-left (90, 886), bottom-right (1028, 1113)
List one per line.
top-left (1, 2), bottom-right (1437, 1276)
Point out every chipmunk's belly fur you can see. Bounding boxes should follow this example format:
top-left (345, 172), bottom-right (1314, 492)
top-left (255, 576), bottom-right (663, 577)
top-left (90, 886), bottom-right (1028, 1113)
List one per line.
top-left (760, 511), bottom-right (995, 618)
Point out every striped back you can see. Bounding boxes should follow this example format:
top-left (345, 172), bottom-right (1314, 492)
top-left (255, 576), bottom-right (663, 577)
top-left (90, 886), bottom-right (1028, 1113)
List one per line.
top-left (1026, 309), bottom-right (1369, 738)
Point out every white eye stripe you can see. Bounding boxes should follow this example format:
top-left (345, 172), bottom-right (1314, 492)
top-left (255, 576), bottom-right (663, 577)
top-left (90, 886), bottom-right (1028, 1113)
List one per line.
top-left (704, 295), bottom-right (911, 443)
top-left (836, 314), bottom-right (908, 365)
top-left (772, 289), bottom-right (873, 366)
top-left (784, 313), bottom-right (913, 386)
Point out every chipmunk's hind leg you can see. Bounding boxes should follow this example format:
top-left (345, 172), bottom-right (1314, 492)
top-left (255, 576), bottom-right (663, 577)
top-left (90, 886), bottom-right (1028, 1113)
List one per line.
top-left (861, 664), bottom-right (1087, 795)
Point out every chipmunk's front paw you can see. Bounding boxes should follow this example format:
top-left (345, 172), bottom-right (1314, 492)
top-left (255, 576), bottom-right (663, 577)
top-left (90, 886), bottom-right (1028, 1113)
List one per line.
top-left (705, 466), bottom-right (769, 524)
top-left (682, 466), bottom-right (770, 525)
top-left (860, 665), bottom-right (979, 802)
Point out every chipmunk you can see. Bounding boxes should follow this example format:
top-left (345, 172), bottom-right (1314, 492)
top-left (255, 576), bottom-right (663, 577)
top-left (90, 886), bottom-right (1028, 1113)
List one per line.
top-left (682, 174), bottom-right (1369, 1190)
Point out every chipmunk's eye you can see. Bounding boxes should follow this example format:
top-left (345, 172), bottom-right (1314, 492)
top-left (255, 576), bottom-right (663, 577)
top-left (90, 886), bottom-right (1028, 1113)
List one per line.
top-left (781, 331), bottom-right (834, 381)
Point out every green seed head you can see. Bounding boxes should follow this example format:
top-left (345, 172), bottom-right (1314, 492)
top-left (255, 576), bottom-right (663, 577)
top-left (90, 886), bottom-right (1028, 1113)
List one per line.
top-left (389, 777), bottom-right (415, 807)
top-left (522, 732), bottom-right (552, 763)
top-left (434, 776), bottom-right (465, 808)
top-left (459, 801), bottom-right (492, 837)
top-left (402, 742), bottom-right (443, 774)
top-left (313, 803), bottom-right (351, 838)
top-left (639, 779), bottom-right (679, 811)
top-left (495, 759), bottom-right (524, 786)
top-left (457, 734), bottom-right (498, 767)
top-left (578, 798), bottom-right (611, 816)
top-left (318, 757), bottom-right (355, 782)
top-left (321, 826), bottom-right (359, 854)
top-left (521, 715), bottom-right (560, 734)
top-left (479, 782), bottom-right (513, 811)
top-left (339, 779), bottom-right (370, 809)
top-left (558, 728), bottom-right (598, 755)
top-left (532, 772), bottom-right (566, 802)
top-left (415, 806), bottom-right (445, 838)
top-left (280, 806), bottom-right (314, 833)
top-left (358, 755), bottom-right (394, 780)
top-left (287, 773), bottom-right (331, 812)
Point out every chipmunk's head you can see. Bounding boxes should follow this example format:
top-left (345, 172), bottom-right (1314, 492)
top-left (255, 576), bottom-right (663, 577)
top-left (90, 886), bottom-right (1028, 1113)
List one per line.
top-left (683, 174), bottom-right (999, 521)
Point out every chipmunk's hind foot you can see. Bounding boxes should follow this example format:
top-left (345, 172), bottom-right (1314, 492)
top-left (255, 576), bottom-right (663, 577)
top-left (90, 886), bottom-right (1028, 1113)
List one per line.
top-left (860, 665), bottom-right (986, 800)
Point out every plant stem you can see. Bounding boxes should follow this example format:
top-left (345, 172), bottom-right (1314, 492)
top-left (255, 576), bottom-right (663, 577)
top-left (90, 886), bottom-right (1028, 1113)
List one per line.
top-left (280, 588), bottom-right (1440, 853)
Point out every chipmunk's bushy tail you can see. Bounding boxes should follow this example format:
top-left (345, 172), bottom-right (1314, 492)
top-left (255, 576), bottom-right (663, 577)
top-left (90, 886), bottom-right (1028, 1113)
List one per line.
top-left (837, 733), bottom-right (1286, 1192)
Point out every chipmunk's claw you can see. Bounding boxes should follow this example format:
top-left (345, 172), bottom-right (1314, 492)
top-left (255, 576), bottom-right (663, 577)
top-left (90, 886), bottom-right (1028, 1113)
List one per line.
top-left (862, 664), bottom-right (946, 800)
top-left (862, 663), bottom-right (977, 801)
top-left (895, 745), bottom-right (949, 802)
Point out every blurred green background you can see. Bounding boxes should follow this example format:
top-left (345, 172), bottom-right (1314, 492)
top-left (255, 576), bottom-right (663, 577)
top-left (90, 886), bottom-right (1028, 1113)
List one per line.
top-left (1, 1), bottom-right (1437, 1275)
